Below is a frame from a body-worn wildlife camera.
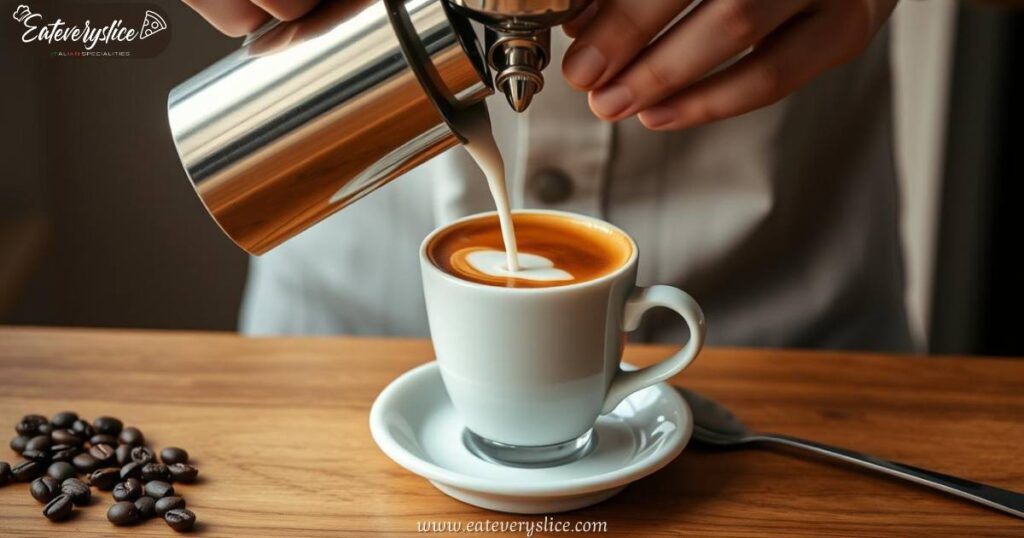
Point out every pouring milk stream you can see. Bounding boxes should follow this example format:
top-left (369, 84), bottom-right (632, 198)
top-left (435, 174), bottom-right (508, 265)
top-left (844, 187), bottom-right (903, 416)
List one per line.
top-left (460, 105), bottom-right (573, 282)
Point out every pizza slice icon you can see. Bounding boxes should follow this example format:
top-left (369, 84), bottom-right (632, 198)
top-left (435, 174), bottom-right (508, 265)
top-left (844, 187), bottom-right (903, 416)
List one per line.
top-left (139, 10), bottom-right (167, 40)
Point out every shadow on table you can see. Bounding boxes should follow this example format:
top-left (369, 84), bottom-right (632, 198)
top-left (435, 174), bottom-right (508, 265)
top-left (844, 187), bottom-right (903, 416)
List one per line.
top-left (571, 444), bottom-right (750, 523)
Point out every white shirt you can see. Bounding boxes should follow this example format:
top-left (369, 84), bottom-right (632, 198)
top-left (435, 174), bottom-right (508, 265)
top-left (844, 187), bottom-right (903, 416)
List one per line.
top-left (240, 29), bottom-right (912, 352)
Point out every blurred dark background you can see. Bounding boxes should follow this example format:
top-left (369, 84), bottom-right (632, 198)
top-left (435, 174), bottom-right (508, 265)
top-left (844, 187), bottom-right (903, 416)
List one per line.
top-left (0, 1), bottom-right (1020, 356)
top-left (930, 5), bottom-right (1023, 356)
top-left (1, 0), bottom-right (246, 331)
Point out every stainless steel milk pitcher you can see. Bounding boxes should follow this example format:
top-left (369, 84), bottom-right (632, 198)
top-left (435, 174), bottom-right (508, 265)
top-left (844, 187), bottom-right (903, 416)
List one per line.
top-left (168, 0), bottom-right (590, 255)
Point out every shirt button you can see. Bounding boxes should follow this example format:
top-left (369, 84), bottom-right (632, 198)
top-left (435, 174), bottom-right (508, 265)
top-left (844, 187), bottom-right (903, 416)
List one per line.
top-left (530, 168), bottom-right (574, 205)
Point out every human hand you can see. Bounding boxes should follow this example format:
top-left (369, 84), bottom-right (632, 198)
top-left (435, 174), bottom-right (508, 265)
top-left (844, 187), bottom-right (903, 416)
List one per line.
top-left (561, 0), bottom-right (899, 130)
top-left (183, 0), bottom-right (321, 36)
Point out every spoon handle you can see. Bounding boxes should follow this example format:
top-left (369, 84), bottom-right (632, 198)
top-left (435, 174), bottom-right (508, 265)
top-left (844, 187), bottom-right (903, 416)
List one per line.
top-left (753, 433), bottom-right (1024, 518)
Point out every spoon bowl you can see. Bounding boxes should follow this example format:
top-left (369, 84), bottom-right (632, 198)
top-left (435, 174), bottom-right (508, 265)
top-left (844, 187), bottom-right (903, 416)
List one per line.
top-left (676, 387), bottom-right (751, 444)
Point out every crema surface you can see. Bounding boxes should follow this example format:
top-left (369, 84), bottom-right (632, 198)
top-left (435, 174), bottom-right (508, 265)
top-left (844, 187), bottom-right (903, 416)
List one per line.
top-left (428, 214), bottom-right (632, 288)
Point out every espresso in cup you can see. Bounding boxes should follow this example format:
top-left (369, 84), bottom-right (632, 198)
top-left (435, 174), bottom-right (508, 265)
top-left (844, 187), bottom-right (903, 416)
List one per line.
top-left (426, 213), bottom-right (633, 288)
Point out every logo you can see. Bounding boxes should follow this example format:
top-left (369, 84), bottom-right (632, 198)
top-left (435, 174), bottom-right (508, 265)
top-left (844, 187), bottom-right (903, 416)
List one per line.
top-left (9, 2), bottom-right (170, 58)
top-left (12, 4), bottom-right (29, 22)
top-left (139, 10), bottom-right (167, 40)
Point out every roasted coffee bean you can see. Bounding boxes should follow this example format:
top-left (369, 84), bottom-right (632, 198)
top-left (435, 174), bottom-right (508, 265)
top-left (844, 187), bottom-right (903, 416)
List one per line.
top-left (12, 459), bottom-right (42, 481)
top-left (21, 448), bottom-right (50, 463)
top-left (92, 416), bottom-right (123, 436)
top-left (15, 414), bottom-right (47, 436)
top-left (88, 467), bottom-right (121, 490)
top-left (115, 444), bottom-right (133, 465)
top-left (112, 478), bottom-right (143, 502)
top-left (61, 478), bottom-right (91, 506)
top-left (10, 435), bottom-right (29, 454)
top-left (144, 480), bottom-right (174, 499)
top-left (46, 462), bottom-right (76, 482)
top-left (140, 462), bottom-right (170, 482)
top-left (0, 461), bottom-right (11, 485)
top-left (72, 453), bottom-right (99, 473)
top-left (168, 463), bottom-right (199, 483)
top-left (42, 493), bottom-right (74, 521)
top-left (118, 427), bottom-right (145, 447)
top-left (51, 429), bottom-right (81, 446)
top-left (50, 444), bottom-right (80, 463)
top-left (49, 443), bottom-right (78, 453)
top-left (164, 508), bottom-right (196, 532)
top-left (135, 495), bottom-right (157, 519)
top-left (25, 435), bottom-right (52, 452)
top-left (130, 446), bottom-right (154, 465)
top-left (37, 423), bottom-right (54, 435)
top-left (160, 447), bottom-right (189, 465)
top-left (88, 444), bottom-right (116, 464)
top-left (14, 421), bottom-right (35, 436)
top-left (154, 495), bottom-right (185, 517)
top-left (119, 461), bottom-right (142, 480)
top-left (71, 419), bottom-right (94, 439)
top-left (30, 476), bottom-right (61, 503)
top-left (89, 434), bottom-right (117, 447)
top-left (50, 447), bottom-right (79, 463)
top-left (107, 500), bottom-right (140, 526)
top-left (50, 411), bottom-right (78, 429)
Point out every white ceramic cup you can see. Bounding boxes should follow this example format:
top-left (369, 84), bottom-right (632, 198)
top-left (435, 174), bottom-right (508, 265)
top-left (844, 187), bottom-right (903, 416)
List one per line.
top-left (420, 210), bottom-right (705, 467)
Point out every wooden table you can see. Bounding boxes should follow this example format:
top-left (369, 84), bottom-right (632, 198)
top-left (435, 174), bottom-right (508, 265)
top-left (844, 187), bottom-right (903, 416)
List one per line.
top-left (0, 327), bottom-right (1021, 537)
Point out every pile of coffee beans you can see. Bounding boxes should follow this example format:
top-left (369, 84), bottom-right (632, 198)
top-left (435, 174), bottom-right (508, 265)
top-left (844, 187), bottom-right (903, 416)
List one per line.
top-left (1, 412), bottom-right (198, 532)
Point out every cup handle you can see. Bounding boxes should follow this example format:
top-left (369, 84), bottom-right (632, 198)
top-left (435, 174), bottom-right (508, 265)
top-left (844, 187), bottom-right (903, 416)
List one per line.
top-left (601, 285), bottom-right (706, 414)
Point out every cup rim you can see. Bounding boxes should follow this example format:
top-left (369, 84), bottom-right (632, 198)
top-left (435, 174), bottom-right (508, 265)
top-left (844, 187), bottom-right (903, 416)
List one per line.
top-left (419, 209), bottom-right (639, 293)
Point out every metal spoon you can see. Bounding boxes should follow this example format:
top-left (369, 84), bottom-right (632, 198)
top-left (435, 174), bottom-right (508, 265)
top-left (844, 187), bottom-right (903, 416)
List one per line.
top-left (677, 387), bottom-right (1024, 518)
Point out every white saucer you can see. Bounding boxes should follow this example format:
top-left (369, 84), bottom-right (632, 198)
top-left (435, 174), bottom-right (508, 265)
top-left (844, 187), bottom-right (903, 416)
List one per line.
top-left (369, 361), bottom-right (692, 514)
